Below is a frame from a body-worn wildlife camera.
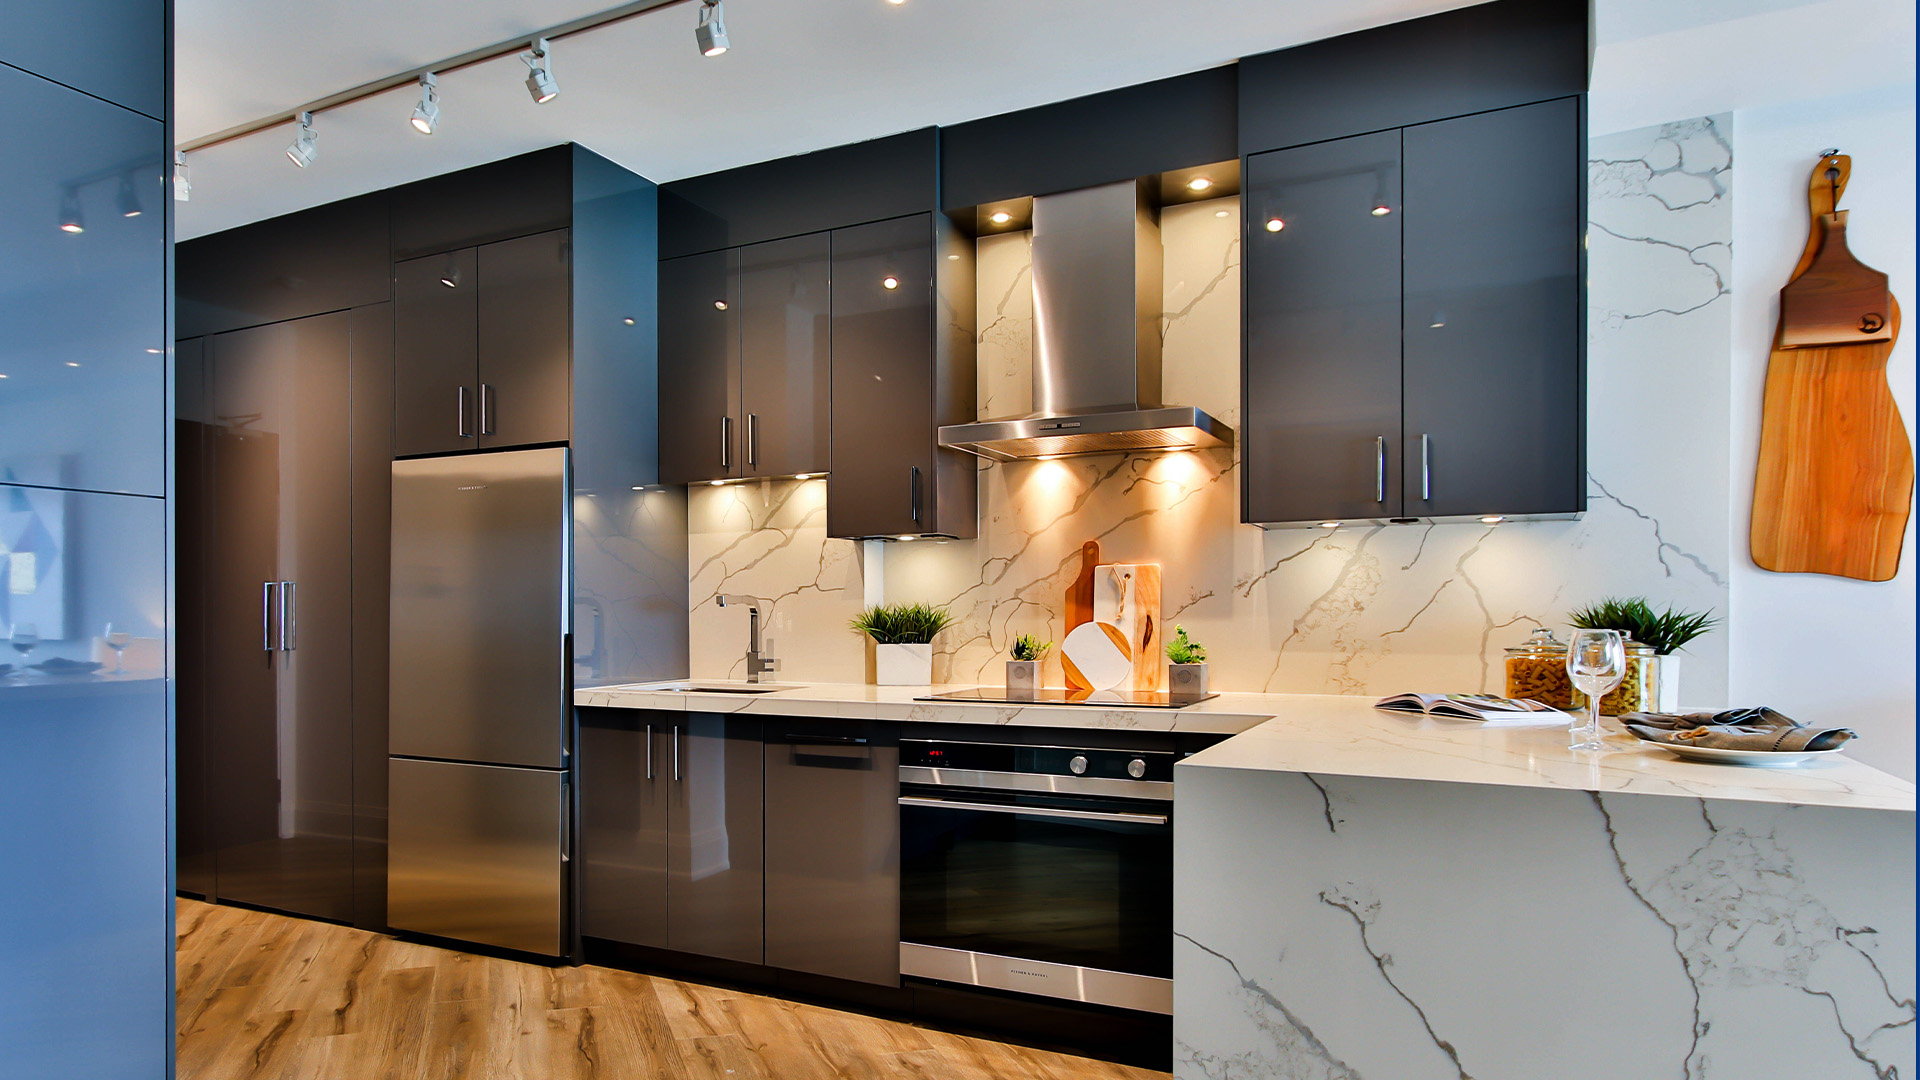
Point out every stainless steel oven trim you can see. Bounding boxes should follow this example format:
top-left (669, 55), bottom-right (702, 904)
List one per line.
top-left (899, 765), bottom-right (1173, 801)
top-left (899, 942), bottom-right (1171, 1015)
top-left (898, 795), bottom-right (1167, 826)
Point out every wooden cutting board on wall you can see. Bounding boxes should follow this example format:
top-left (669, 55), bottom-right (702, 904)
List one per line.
top-left (1750, 152), bottom-right (1914, 581)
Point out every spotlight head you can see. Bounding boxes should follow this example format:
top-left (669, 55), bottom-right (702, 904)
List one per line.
top-left (697, 0), bottom-right (730, 56)
top-left (523, 39), bottom-right (558, 103)
top-left (286, 111), bottom-right (317, 168)
top-left (410, 73), bottom-right (440, 134)
top-left (58, 188), bottom-right (84, 234)
top-left (173, 151), bottom-right (191, 203)
top-left (116, 174), bottom-right (143, 218)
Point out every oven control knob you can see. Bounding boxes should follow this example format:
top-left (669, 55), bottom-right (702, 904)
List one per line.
top-left (1069, 754), bottom-right (1089, 775)
top-left (1128, 758), bottom-right (1147, 779)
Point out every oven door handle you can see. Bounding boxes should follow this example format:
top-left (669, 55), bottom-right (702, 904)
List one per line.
top-left (897, 795), bottom-right (1167, 826)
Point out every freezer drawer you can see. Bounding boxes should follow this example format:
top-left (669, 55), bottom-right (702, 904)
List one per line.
top-left (388, 757), bottom-right (567, 956)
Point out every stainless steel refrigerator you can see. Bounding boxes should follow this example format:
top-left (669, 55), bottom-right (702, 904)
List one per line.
top-left (388, 447), bottom-right (572, 956)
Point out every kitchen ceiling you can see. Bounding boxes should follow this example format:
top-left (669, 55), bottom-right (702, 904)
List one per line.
top-left (175, 0), bottom-right (1913, 240)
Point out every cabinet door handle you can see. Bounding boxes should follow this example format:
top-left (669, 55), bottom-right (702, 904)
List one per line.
top-left (672, 726), bottom-right (681, 782)
top-left (479, 384), bottom-right (495, 436)
top-left (720, 416), bottom-right (732, 471)
top-left (279, 581), bottom-right (296, 651)
top-left (644, 722), bottom-right (654, 781)
top-left (746, 413), bottom-right (759, 469)
top-left (910, 465), bottom-right (922, 526)
top-left (261, 581), bottom-right (278, 652)
top-left (1420, 434), bottom-right (1432, 501)
top-left (1375, 436), bottom-right (1386, 503)
top-left (457, 386), bottom-right (473, 438)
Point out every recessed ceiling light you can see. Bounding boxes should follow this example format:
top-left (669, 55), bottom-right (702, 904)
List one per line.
top-left (1187, 177), bottom-right (1212, 192)
top-left (696, 0), bottom-right (730, 56)
top-left (1265, 218), bottom-right (1284, 232)
top-left (410, 73), bottom-right (440, 134)
top-left (989, 211), bottom-right (1012, 225)
top-left (882, 276), bottom-right (899, 290)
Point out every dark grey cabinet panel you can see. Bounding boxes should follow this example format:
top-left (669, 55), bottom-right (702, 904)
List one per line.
top-left (658, 249), bottom-right (738, 485)
top-left (668, 714), bottom-right (764, 965)
top-left (176, 336), bottom-right (215, 900)
top-left (177, 192), bottom-right (391, 339)
top-left (478, 229), bottom-right (572, 450)
top-left (349, 304), bottom-right (395, 930)
top-left (764, 723), bottom-right (900, 986)
top-left (579, 710), bottom-right (669, 949)
top-left (829, 215), bottom-right (936, 537)
top-left (391, 146), bottom-right (573, 261)
top-left (737, 233), bottom-right (830, 478)
top-left (1401, 98), bottom-right (1583, 519)
top-left (394, 247), bottom-right (477, 457)
top-left (0, 0), bottom-right (166, 119)
top-left (1242, 131), bottom-right (1405, 525)
top-left (206, 312), bottom-right (356, 923)
top-left (0, 64), bottom-right (166, 496)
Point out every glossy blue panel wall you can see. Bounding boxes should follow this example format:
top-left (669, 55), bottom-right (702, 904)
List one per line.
top-left (0, 3), bottom-right (172, 1077)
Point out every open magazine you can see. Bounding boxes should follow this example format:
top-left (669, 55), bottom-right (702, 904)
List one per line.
top-left (1374, 693), bottom-right (1569, 724)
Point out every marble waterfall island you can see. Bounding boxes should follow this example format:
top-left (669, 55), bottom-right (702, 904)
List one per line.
top-left (1174, 699), bottom-right (1917, 1080)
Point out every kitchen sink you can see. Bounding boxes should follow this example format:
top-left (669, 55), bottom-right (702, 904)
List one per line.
top-left (645, 682), bottom-right (804, 695)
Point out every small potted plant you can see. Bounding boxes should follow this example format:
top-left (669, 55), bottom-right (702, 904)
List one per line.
top-left (850, 602), bottom-right (956, 686)
top-left (1165, 625), bottom-right (1209, 697)
top-left (1567, 597), bottom-right (1718, 714)
top-left (1006, 634), bottom-right (1052, 693)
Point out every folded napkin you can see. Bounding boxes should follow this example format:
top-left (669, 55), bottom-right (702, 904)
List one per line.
top-left (31, 657), bottom-right (102, 674)
top-left (1622, 707), bottom-right (1856, 752)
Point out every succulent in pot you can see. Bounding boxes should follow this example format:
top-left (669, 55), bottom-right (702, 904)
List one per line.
top-left (850, 603), bottom-right (955, 686)
top-left (1565, 597), bottom-right (1718, 714)
top-left (1164, 624), bottom-right (1210, 697)
top-left (1006, 633), bottom-right (1052, 693)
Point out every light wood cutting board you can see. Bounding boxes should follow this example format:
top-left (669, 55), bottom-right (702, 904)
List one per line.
top-left (1750, 152), bottom-right (1914, 581)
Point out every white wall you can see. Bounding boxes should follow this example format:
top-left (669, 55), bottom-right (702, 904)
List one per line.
top-left (1727, 85), bottom-right (1918, 780)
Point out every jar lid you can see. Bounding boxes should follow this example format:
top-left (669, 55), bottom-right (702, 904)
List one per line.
top-left (1504, 627), bottom-right (1566, 657)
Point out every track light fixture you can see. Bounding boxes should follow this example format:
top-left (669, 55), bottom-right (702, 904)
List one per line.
top-left (173, 151), bottom-right (191, 202)
top-left (523, 38), bottom-right (558, 103)
top-left (285, 111), bottom-right (318, 168)
top-left (116, 173), bottom-right (143, 218)
top-left (410, 73), bottom-right (440, 134)
top-left (58, 187), bottom-right (84, 234)
top-left (696, 0), bottom-right (730, 56)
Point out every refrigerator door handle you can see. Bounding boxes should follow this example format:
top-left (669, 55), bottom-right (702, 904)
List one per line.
top-left (261, 581), bottom-right (278, 651)
top-left (559, 777), bottom-right (571, 864)
top-left (279, 581), bottom-right (296, 651)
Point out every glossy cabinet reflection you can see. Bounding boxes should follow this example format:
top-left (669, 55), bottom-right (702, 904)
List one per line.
top-left (578, 710), bottom-right (764, 964)
top-left (203, 312), bottom-right (355, 922)
top-left (0, 63), bottom-right (165, 496)
top-left (1401, 98), bottom-right (1582, 518)
top-left (0, 0), bottom-right (166, 119)
top-left (658, 249), bottom-right (737, 484)
top-left (1243, 131), bottom-right (1405, 523)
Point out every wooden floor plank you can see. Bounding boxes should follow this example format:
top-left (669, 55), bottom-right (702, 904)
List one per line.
top-left (174, 899), bottom-right (1167, 1080)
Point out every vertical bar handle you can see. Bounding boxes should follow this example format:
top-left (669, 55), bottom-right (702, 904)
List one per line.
top-left (1375, 436), bottom-right (1386, 503)
top-left (645, 723), bottom-right (654, 781)
top-left (457, 386), bottom-right (473, 438)
top-left (261, 582), bottom-right (277, 652)
top-left (910, 465), bottom-right (922, 525)
top-left (479, 384), bottom-right (495, 436)
top-left (672, 725), bottom-right (681, 782)
top-left (559, 778), bottom-right (571, 864)
top-left (720, 416), bottom-right (732, 471)
top-left (746, 413), bottom-right (759, 468)
top-left (1420, 434), bottom-right (1432, 501)
top-left (279, 581), bottom-right (296, 651)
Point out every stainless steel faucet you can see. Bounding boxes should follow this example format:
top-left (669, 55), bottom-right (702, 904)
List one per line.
top-left (715, 595), bottom-right (780, 682)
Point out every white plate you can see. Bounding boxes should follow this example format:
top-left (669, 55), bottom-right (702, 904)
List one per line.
top-left (1650, 742), bottom-right (1846, 767)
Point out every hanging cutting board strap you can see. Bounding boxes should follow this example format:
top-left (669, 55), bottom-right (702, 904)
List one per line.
top-left (1750, 152), bottom-right (1913, 581)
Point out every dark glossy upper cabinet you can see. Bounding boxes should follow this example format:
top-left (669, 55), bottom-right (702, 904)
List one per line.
top-left (658, 249), bottom-right (738, 484)
top-left (0, 0), bottom-right (166, 119)
top-left (0, 64), bottom-right (166, 496)
top-left (394, 248), bottom-right (477, 457)
top-left (1243, 132), bottom-right (1405, 525)
top-left (828, 213), bottom-right (976, 539)
top-left (478, 229), bottom-right (573, 450)
top-left (1401, 99), bottom-right (1582, 519)
top-left (394, 229), bottom-right (570, 456)
top-left (738, 234), bottom-right (830, 479)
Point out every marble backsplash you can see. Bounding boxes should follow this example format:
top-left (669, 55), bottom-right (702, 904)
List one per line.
top-left (689, 117), bottom-right (1736, 703)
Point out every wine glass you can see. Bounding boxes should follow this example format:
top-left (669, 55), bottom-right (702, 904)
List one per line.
top-left (10, 623), bottom-right (38, 676)
top-left (1566, 629), bottom-right (1626, 752)
top-left (105, 623), bottom-right (133, 675)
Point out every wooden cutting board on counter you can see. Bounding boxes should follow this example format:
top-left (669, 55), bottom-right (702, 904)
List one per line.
top-left (1751, 152), bottom-right (1914, 581)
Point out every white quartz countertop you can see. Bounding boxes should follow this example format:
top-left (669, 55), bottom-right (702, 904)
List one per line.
top-left (575, 682), bottom-right (1915, 812)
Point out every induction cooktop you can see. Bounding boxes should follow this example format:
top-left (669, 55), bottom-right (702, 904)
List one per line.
top-left (916, 688), bottom-right (1218, 708)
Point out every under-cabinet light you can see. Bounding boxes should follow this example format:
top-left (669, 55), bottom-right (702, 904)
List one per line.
top-left (1187, 177), bottom-right (1212, 192)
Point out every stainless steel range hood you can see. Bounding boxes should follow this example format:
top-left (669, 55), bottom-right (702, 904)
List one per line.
top-left (938, 179), bottom-right (1233, 462)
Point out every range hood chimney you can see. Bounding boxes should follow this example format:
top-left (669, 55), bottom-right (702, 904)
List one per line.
top-left (938, 178), bottom-right (1233, 462)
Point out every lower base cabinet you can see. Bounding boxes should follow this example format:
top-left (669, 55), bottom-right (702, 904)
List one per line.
top-left (579, 711), bottom-right (899, 985)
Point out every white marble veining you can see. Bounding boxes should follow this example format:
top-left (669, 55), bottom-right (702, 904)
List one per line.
top-left (1175, 763), bottom-right (1916, 1080)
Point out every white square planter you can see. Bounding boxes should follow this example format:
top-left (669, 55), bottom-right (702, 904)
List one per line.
top-left (875, 642), bottom-right (933, 686)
